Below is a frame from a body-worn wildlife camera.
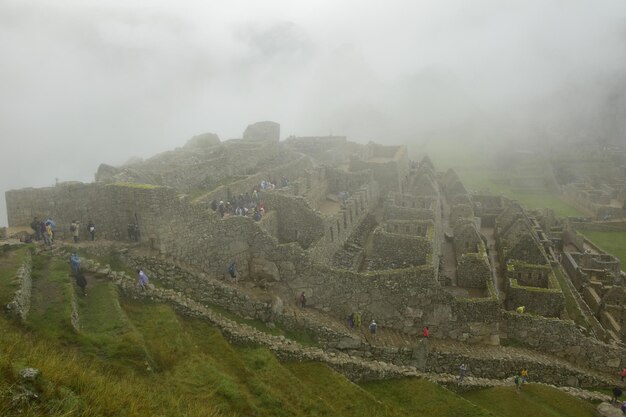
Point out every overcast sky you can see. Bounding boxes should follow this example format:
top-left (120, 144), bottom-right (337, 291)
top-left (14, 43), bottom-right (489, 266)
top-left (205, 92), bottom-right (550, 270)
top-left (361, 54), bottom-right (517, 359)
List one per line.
top-left (1, 0), bottom-right (626, 226)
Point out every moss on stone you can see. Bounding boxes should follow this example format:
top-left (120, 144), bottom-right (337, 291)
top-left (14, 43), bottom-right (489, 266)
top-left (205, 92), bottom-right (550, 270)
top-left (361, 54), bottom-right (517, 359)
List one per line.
top-left (108, 182), bottom-right (162, 190)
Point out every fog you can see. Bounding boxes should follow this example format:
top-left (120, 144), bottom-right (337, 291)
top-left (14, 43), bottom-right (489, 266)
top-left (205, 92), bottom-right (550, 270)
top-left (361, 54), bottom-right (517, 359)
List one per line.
top-left (1, 0), bottom-right (626, 226)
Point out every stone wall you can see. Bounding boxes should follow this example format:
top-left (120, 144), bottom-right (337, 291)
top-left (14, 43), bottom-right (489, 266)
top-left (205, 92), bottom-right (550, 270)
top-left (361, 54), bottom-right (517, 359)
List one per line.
top-left (370, 228), bottom-right (432, 269)
top-left (506, 279), bottom-right (564, 317)
top-left (500, 311), bottom-right (626, 374)
top-left (383, 203), bottom-right (434, 221)
top-left (199, 152), bottom-right (313, 205)
top-left (307, 182), bottom-right (379, 264)
top-left (383, 220), bottom-right (432, 236)
top-left (453, 222), bottom-right (483, 259)
top-left (6, 250), bottom-right (32, 321)
top-left (457, 253), bottom-right (491, 289)
top-left (261, 193), bottom-right (325, 248)
top-left (506, 262), bottom-right (552, 288)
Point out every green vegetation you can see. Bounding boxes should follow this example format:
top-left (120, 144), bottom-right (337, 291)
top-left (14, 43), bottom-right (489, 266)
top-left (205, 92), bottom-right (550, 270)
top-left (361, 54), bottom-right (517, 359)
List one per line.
top-left (362, 377), bottom-right (495, 417)
top-left (108, 182), bottom-right (162, 189)
top-left (580, 231), bottom-right (626, 266)
top-left (462, 384), bottom-right (597, 417)
top-left (27, 254), bottom-right (75, 338)
top-left (0, 250), bottom-right (601, 416)
top-left (0, 245), bottom-right (30, 305)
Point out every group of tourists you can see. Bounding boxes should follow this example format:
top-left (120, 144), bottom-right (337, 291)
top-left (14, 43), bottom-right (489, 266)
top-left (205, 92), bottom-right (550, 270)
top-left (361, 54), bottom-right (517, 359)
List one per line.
top-left (30, 217), bottom-right (97, 244)
top-left (30, 217), bottom-right (56, 245)
top-left (209, 176), bottom-right (290, 220)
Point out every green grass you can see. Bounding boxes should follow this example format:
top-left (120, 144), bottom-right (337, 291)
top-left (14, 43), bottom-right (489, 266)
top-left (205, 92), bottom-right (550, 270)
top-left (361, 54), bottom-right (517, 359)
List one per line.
top-left (76, 277), bottom-right (151, 369)
top-left (462, 384), bottom-right (597, 417)
top-left (581, 231), bottom-right (626, 266)
top-left (362, 377), bottom-right (495, 417)
top-left (26, 254), bottom-right (75, 338)
top-left (0, 245), bottom-right (30, 306)
top-left (108, 182), bottom-right (162, 189)
top-left (207, 302), bottom-right (319, 347)
top-left (0, 249), bottom-right (602, 417)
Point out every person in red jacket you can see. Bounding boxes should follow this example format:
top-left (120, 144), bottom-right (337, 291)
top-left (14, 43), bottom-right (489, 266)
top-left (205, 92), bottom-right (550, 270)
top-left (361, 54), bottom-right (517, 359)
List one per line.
top-left (423, 326), bottom-right (429, 338)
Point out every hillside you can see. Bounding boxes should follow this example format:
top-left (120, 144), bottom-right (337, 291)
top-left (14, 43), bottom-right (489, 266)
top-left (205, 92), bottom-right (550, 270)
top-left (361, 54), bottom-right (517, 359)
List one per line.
top-left (0, 244), bottom-right (605, 416)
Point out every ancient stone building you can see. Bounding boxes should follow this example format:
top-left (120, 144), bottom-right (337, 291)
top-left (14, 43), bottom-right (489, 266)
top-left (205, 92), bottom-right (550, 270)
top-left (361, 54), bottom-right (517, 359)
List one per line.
top-left (6, 121), bottom-right (626, 379)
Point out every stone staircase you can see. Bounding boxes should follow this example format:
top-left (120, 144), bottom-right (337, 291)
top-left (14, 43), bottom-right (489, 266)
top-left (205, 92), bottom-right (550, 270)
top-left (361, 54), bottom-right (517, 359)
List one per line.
top-left (331, 242), bottom-right (364, 270)
top-left (331, 214), bottom-right (377, 271)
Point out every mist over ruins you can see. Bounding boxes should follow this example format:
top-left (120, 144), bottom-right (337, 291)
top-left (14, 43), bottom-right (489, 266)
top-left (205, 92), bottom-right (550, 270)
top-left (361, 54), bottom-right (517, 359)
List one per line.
top-left (3, 119), bottom-right (626, 401)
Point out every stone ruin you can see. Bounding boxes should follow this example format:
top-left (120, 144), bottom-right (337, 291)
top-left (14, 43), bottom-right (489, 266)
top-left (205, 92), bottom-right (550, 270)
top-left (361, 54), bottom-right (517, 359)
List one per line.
top-left (5, 121), bottom-right (626, 384)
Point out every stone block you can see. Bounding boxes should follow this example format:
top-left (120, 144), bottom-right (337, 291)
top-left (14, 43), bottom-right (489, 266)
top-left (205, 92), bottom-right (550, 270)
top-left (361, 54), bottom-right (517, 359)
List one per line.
top-left (250, 258), bottom-right (280, 282)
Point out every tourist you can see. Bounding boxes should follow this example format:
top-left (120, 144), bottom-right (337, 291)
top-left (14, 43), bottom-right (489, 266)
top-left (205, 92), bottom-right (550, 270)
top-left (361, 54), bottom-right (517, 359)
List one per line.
top-left (133, 223), bottom-right (141, 241)
top-left (354, 312), bottom-right (362, 328)
top-left (41, 222), bottom-right (50, 245)
top-left (88, 220), bottom-right (95, 241)
top-left (520, 368), bottom-right (529, 383)
top-left (46, 218), bottom-right (57, 240)
top-left (514, 374), bottom-right (522, 391)
top-left (69, 253), bottom-right (81, 275)
top-left (127, 223), bottom-right (134, 241)
top-left (45, 222), bottom-right (53, 245)
top-left (621, 401), bottom-right (626, 414)
top-left (218, 201), bottom-right (225, 218)
top-left (369, 320), bottom-right (377, 336)
top-left (31, 217), bottom-right (41, 241)
top-left (423, 326), bottom-right (429, 338)
top-left (137, 269), bottom-right (149, 291)
top-left (299, 291), bottom-right (306, 308)
top-left (228, 262), bottom-right (237, 280)
top-left (347, 313), bottom-right (354, 329)
top-left (459, 363), bottom-right (467, 382)
top-left (612, 387), bottom-right (623, 404)
top-left (70, 220), bottom-right (80, 243)
top-left (75, 272), bottom-right (87, 296)
top-left (620, 367), bottom-right (626, 382)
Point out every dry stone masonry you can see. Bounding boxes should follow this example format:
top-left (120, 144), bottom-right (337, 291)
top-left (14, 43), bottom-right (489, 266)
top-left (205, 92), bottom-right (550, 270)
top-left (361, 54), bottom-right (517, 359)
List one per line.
top-left (5, 121), bottom-right (626, 387)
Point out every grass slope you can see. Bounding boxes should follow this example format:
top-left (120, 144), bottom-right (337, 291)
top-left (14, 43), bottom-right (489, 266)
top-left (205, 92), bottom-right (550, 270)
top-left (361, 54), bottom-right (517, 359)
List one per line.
top-left (361, 377), bottom-right (495, 417)
top-left (76, 275), bottom-right (151, 368)
top-left (0, 249), bottom-right (601, 417)
top-left (462, 384), bottom-right (597, 417)
top-left (27, 254), bottom-right (75, 338)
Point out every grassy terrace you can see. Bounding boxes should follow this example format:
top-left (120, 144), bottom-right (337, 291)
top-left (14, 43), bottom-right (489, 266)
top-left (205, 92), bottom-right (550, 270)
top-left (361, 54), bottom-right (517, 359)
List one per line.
top-left (0, 249), bottom-right (603, 416)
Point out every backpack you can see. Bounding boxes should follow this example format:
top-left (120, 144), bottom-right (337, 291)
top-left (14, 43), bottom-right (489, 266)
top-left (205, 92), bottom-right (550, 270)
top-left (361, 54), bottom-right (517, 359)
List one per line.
top-left (70, 224), bottom-right (76, 232)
